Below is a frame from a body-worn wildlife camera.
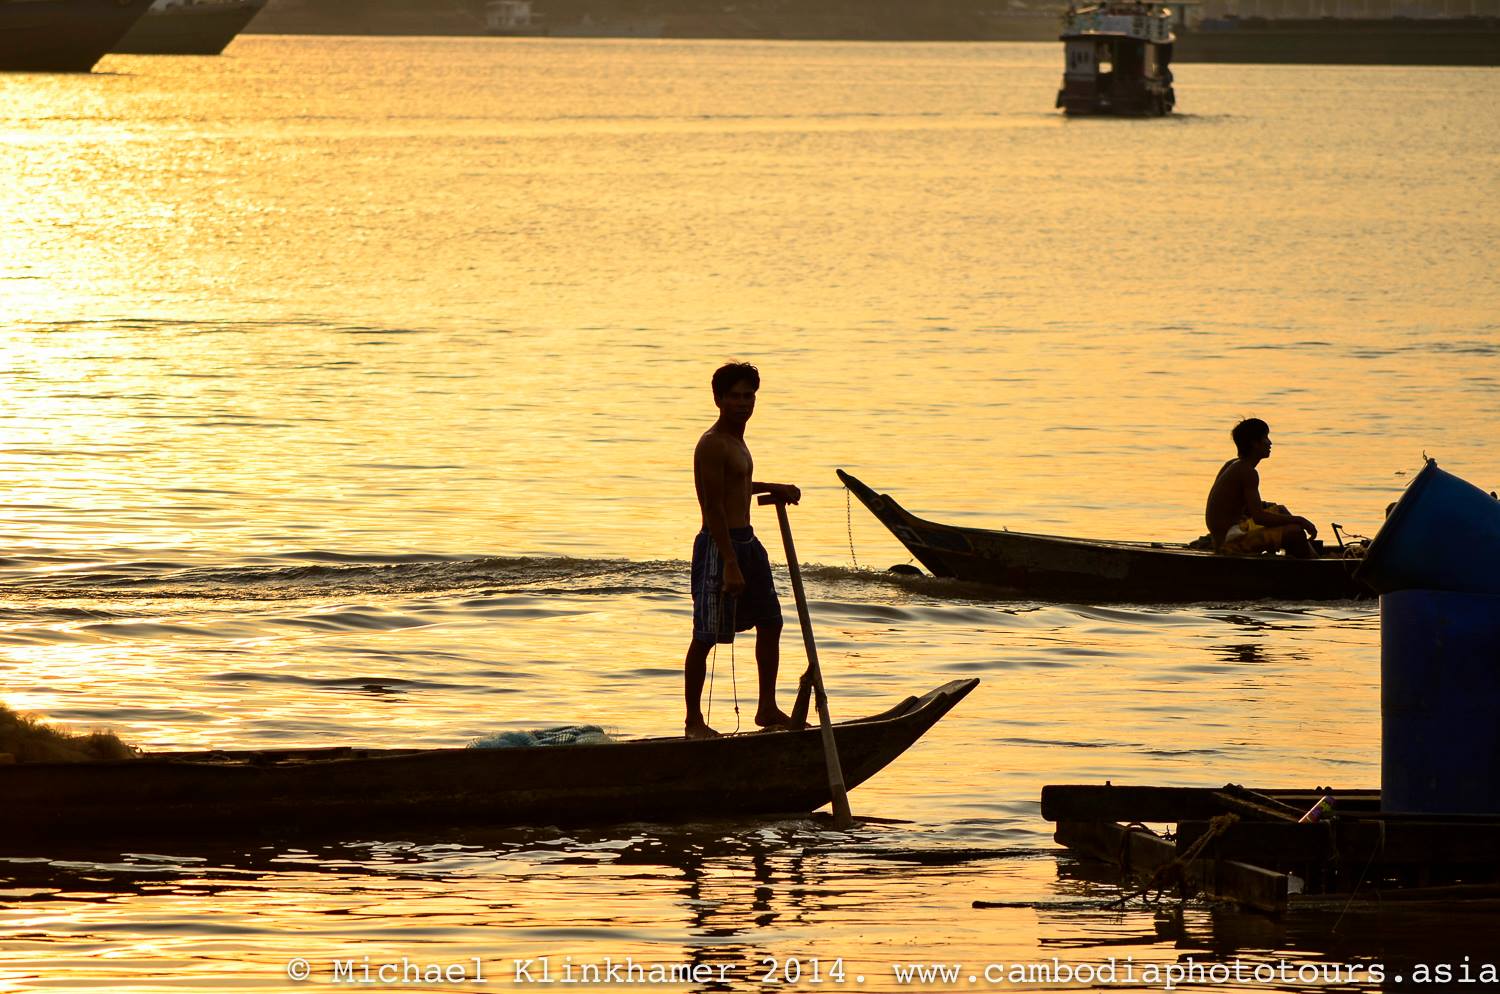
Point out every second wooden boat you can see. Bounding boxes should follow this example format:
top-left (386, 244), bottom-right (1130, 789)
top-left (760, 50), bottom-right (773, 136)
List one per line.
top-left (839, 469), bottom-right (1371, 602)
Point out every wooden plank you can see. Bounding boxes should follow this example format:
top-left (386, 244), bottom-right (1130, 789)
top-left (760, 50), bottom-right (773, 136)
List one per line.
top-left (1348, 809), bottom-right (1500, 824)
top-left (1177, 819), bottom-right (1347, 865)
top-left (1043, 785), bottom-right (1233, 823)
top-left (1043, 784), bottom-right (1303, 824)
top-left (1213, 785), bottom-right (1304, 822)
top-left (1262, 788), bottom-right (1381, 799)
top-left (1206, 853), bottom-right (1293, 915)
top-left (1295, 895), bottom-right (1500, 912)
top-left (1380, 821), bottom-right (1500, 864)
top-left (1056, 819), bottom-right (1178, 873)
top-left (1263, 789), bottom-right (1381, 815)
top-left (1178, 816), bottom-right (1500, 869)
top-left (1294, 882), bottom-right (1500, 909)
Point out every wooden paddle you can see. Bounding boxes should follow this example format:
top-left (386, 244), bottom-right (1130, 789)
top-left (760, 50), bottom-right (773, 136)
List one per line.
top-left (758, 493), bottom-right (853, 828)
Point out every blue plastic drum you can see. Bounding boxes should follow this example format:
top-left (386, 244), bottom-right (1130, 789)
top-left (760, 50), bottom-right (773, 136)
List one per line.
top-left (1357, 460), bottom-right (1500, 596)
top-left (1382, 588), bottom-right (1500, 814)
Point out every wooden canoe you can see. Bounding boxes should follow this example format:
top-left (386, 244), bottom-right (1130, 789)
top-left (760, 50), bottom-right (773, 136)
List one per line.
top-left (839, 469), bottom-right (1371, 602)
top-left (1, 679), bottom-right (977, 843)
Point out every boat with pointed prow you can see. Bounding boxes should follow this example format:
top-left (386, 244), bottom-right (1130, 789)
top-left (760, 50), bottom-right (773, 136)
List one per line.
top-left (838, 469), bottom-right (1372, 603)
top-left (1057, 1), bottom-right (1176, 116)
top-left (0, 680), bottom-right (977, 842)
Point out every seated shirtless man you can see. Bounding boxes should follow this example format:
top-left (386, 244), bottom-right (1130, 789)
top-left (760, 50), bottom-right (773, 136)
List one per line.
top-left (683, 362), bottom-right (801, 739)
top-left (1205, 418), bottom-right (1319, 558)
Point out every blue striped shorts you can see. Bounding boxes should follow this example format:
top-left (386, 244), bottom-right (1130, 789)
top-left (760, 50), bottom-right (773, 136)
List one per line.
top-left (691, 527), bottom-right (781, 644)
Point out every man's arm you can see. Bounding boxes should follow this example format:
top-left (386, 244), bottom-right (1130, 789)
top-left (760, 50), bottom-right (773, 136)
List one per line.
top-left (1243, 470), bottom-right (1318, 537)
top-left (696, 437), bottom-right (746, 596)
top-left (751, 481), bottom-right (801, 504)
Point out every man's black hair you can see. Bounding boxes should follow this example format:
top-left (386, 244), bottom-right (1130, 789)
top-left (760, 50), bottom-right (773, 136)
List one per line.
top-left (1232, 417), bottom-right (1270, 456)
top-left (712, 362), bottom-right (760, 399)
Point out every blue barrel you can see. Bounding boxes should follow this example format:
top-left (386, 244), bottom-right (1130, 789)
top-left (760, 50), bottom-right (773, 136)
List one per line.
top-left (1356, 460), bottom-right (1500, 596)
top-left (1382, 589), bottom-right (1500, 814)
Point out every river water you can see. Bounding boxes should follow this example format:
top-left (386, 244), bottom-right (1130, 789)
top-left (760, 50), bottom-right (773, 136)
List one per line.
top-left (1, 35), bottom-right (1497, 993)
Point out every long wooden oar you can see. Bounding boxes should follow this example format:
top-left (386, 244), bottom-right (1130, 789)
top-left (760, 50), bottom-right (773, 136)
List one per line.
top-left (758, 494), bottom-right (853, 829)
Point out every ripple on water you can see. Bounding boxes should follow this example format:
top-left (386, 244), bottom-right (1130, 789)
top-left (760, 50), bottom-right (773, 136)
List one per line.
top-left (208, 672), bottom-right (462, 693)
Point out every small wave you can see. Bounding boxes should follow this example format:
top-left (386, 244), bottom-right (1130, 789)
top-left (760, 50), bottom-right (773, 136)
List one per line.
top-left (77, 621), bottom-right (214, 639)
top-left (998, 737), bottom-right (1132, 750)
top-left (0, 605), bottom-right (133, 622)
top-left (798, 563), bottom-right (1044, 603)
top-left (0, 628), bottom-right (108, 646)
top-left (0, 552), bottom-right (1292, 639)
top-left (0, 553), bottom-right (929, 604)
top-left (265, 610), bottom-right (433, 633)
top-left (1140, 747), bottom-right (1225, 757)
top-left (1, 555), bottom-right (672, 602)
top-left (210, 672), bottom-right (462, 692)
top-left (277, 550), bottom-right (472, 565)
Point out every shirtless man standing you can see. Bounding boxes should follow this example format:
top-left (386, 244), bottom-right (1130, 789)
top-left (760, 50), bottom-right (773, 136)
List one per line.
top-left (1205, 418), bottom-right (1319, 558)
top-left (684, 362), bottom-right (800, 739)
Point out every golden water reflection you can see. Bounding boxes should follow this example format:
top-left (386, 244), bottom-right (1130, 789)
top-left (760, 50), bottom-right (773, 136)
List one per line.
top-left (6, 823), bottom-right (1474, 993)
top-left (3, 34), bottom-right (1496, 994)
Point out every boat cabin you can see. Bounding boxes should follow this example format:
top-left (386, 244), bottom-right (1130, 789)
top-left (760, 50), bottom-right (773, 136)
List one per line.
top-left (486, 0), bottom-right (541, 35)
top-left (1057, 1), bottom-right (1177, 115)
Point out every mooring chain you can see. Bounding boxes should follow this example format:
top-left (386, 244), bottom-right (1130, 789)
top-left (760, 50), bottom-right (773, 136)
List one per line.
top-left (845, 487), bottom-right (860, 570)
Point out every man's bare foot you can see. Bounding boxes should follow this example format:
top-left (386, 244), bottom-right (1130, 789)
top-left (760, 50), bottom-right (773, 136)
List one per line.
top-left (754, 707), bottom-right (794, 730)
top-left (685, 719), bottom-right (720, 740)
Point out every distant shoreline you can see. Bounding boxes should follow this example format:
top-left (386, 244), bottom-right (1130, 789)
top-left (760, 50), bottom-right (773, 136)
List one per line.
top-left (242, 9), bottom-right (1064, 42)
top-left (242, 12), bottom-right (1500, 65)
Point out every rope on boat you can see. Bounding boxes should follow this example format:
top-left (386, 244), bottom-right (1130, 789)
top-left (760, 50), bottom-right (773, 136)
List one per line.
top-left (728, 630), bottom-right (740, 733)
top-left (1108, 813), bottom-right (1239, 909)
top-left (707, 598), bottom-right (741, 733)
top-left (1332, 818), bottom-right (1385, 934)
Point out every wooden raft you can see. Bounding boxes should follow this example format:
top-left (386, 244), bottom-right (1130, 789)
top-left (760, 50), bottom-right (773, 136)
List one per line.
top-left (1042, 784), bottom-right (1500, 915)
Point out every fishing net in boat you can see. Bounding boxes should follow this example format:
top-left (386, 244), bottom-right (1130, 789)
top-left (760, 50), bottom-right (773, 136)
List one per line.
top-left (467, 725), bottom-right (613, 749)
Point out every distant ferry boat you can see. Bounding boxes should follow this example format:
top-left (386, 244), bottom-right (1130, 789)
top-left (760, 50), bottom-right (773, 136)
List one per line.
top-left (485, 0), bottom-right (544, 35)
top-left (1056, 1), bottom-right (1177, 115)
top-left (2, 0), bottom-right (153, 71)
top-left (113, 0), bottom-right (268, 56)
